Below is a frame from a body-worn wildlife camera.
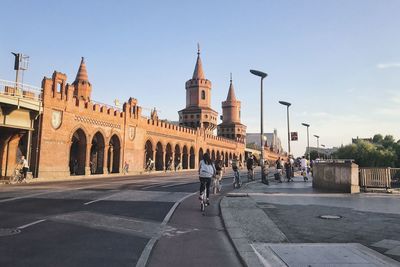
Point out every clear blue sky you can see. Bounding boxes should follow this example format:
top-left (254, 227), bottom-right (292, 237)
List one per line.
top-left (1, 0), bottom-right (399, 156)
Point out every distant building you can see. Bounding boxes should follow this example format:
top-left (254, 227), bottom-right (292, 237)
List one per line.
top-left (307, 146), bottom-right (338, 158)
top-left (246, 129), bottom-right (283, 153)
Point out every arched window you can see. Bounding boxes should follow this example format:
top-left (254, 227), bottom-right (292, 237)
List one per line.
top-left (201, 90), bottom-right (205, 100)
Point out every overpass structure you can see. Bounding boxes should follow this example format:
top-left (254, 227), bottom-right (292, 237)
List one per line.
top-left (0, 79), bottom-right (42, 180)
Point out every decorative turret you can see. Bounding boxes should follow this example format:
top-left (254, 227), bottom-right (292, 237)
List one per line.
top-left (192, 47), bottom-right (205, 80)
top-left (72, 57), bottom-right (92, 101)
top-left (218, 74), bottom-right (246, 140)
top-left (178, 44), bottom-right (218, 130)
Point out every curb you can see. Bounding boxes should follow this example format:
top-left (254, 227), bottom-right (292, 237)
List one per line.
top-left (220, 196), bottom-right (265, 267)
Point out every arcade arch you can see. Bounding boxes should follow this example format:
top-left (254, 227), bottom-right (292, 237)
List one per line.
top-left (69, 128), bottom-right (87, 175)
top-left (182, 145), bottom-right (188, 169)
top-left (90, 132), bottom-right (105, 174)
top-left (108, 134), bottom-right (121, 173)
top-left (189, 147), bottom-right (195, 169)
top-left (155, 142), bottom-right (164, 171)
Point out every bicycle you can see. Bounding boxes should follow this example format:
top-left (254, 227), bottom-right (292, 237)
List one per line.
top-left (145, 162), bottom-right (154, 173)
top-left (233, 169), bottom-right (242, 189)
top-left (10, 167), bottom-right (30, 184)
top-left (213, 171), bottom-right (222, 194)
top-left (200, 180), bottom-right (209, 213)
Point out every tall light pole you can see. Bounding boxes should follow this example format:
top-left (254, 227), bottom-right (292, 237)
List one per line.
top-left (302, 123), bottom-right (310, 160)
top-left (314, 135), bottom-right (320, 159)
top-left (250, 69), bottom-right (268, 183)
top-left (279, 101), bottom-right (291, 156)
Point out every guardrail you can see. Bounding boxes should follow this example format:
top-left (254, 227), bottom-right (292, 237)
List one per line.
top-left (0, 79), bottom-right (42, 101)
top-left (359, 167), bottom-right (400, 190)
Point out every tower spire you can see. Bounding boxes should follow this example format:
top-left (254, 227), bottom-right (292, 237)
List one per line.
top-left (226, 73), bottom-right (237, 101)
top-left (72, 57), bottom-right (92, 101)
top-left (74, 57), bottom-right (89, 83)
top-left (192, 44), bottom-right (205, 79)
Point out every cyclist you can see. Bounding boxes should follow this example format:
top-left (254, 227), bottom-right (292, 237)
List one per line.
top-left (213, 155), bottom-right (223, 193)
top-left (198, 153), bottom-right (215, 205)
top-left (165, 157), bottom-right (173, 172)
top-left (20, 155), bottom-right (29, 180)
top-left (175, 157), bottom-right (182, 171)
top-left (246, 155), bottom-right (255, 181)
top-left (232, 156), bottom-right (241, 188)
top-left (146, 158), bottom-right (154, 172)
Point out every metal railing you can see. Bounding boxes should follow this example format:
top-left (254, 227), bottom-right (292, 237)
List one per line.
top-left (0, 79), bottom-right (42, 101)
top-left (359, 167), bottom-right (400, 189)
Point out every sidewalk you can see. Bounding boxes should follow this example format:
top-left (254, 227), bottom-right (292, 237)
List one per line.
top-left (220, 172), bottom-right (400, 266)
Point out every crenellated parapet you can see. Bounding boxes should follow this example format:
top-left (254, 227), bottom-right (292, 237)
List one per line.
top-left (42, 71), bottom-right (126, 122)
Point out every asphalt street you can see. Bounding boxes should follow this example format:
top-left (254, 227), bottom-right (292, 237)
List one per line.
top-left (0, 170), bottom-right (245, 267)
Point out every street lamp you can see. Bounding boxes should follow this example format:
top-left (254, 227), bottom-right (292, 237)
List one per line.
top-left (278, 101), bottom-right (291, 156)
top-left (314, 134), bottom-right (320, 159)
top-left (250, 69), bottom-right (268, 183)
top-left (301, 123), bottom-right (310, 160)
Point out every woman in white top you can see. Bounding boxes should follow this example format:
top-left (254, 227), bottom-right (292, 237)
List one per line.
top-left (198, 153), bottom-right (216, 203)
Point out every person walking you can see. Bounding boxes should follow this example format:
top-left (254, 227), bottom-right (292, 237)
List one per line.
top-left (123, 161), bottom-right (129, 174)
top-left (275, 157), bottom-right (283, 183)
top-left (246, 155), bottom-right (255, 181)
top-left (284, 159), bottom-right (293, 182)
top-left (289, 155), bottom-right (295, 178)
top-left (198, 153), bottom-right (215, 205)
top-left (300, 156), bottom-right (309, 182)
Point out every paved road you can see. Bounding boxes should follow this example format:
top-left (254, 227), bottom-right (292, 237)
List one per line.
top-left (0, 170), bottom-right (244, 267)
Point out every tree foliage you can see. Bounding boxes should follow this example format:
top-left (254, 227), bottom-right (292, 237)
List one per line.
top-left (333, 134), bottom-right (399, 167)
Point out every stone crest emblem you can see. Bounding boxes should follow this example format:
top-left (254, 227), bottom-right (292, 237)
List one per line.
top-left (129, 126), bottom-right (136, 140)
top-left (51, 110), bottom-right (62, 129)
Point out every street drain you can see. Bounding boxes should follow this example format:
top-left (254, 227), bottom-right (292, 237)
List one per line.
top-left (319, 215), bottom-right (342, 220)
top-left (0, 228), bottom-right (21, 237)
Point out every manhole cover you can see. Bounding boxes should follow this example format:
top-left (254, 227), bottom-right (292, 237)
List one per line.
top-left (319, 215), bottom-right (342, 220)
top-left (0, 228), bottom-right (21, 237)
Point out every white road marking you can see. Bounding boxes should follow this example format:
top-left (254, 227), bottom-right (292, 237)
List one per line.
top-left (18, 219), bottom-right (46, 229)
top-left (135, 192), bottom-right (196, 267)
top-left (83, 194), bottom-right (116, 205)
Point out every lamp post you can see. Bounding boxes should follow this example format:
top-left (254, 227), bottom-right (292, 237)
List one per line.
top-left (302, 123), bottom-right (310, 160)
top-left (278, 101), bottom-right (291, 156)
top-left (250, 69), bottom-right (268, 183)
top-left (314, 135), bottom-right (320, 159)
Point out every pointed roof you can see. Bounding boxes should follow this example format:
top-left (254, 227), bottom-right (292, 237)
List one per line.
top-left (226, 74), bottom-right (237, 101)
top-left (192, 44), bottom-right (205, 79)
top-left (74, 57), bottom-right (89, 83)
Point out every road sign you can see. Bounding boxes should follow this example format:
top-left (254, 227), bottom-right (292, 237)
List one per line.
top-left (291, 132), bottom-right (298, 141)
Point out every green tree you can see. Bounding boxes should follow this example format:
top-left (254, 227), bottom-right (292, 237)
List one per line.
top-left (334, 139), bottom-right (397, 167)
top-left (372, 134), bottom-right (383, 144)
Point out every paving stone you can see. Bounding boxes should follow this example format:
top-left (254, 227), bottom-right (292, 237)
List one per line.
top-left (385, 246), bottom-right (400, 257)
top-left (254, 243), bottom-right (399, 266)
top-left (372, 239), bottom-right (400, 250)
